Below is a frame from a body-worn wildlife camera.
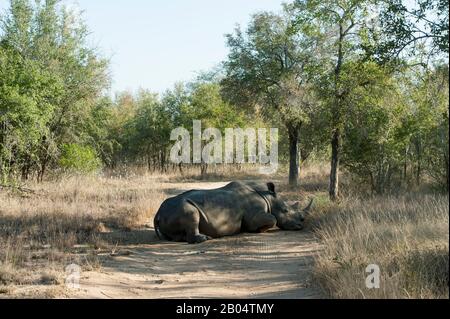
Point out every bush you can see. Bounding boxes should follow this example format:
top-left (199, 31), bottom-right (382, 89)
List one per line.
top-left (59, 144), bottom-right (102, 174)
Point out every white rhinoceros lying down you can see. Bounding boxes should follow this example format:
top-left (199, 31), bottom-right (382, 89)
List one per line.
top-left (154, 181), bottom-right (313, 244)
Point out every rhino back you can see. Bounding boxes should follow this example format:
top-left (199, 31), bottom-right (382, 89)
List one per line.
top-left (184, 186), bottom-right (268, 237)
top-left (182, 189), bottom-right (241, 237)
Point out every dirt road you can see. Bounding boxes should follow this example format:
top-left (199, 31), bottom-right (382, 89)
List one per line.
top-left (72, 181), bottom-right (324, 299)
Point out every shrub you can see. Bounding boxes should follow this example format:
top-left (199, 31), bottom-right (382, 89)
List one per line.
top-left (59, 144), bottom-right (102, 174)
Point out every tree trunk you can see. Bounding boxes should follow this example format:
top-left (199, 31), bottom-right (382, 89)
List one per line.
top-left (445, 150), bottom-right (449, 192)
top-left (38, 159), bottom-right (47, 183)
top-left (446, 159), bottom-right (449, 192)
top-left (21, 156), bottom-right (31, 181)
top-left (329, 128), bottom-right (341, 201)
top-left (147, 154), bottom-right (152, 171)
top-left (200, 163), bottom-right (208, 177)
top-left (414, 137), bottom-right (422, 186)
top-left (402, 146), bottom-right (409, 186)
top-left (288, 126), bottom-right (300, 187)
top-left (442, 116), bottom-right (449, 191)
top-left (21, 166), bottom-right (29, 181)
top-left (329, 22), bottom-right (345, 201)
top-left (159, 150), bottom-right (165, 172)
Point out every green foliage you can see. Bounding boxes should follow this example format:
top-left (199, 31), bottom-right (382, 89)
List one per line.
top-left (222, 6), bottom-right (326, 185)
top-left (59, 143), bottom-right (102, 174)
top-left (341, 62), bottom-right (449, 193)
top-left (341, 62), bottom-right (408, 193)
top-left (108, 81), bottom-right (251, 171)
top-left (222, 7), bottom-right (321, 125)
top-left (291, 0), bottom-right (448, 194)
top-left (410, 65), bottom-right (449, 190)
top-left (0, 0), bottom-right (109, 181)
top-left (186, 82), bottom-right (247, 130)
top-left (0, 45), bottom-right (60, 182)
top-left (122, 90), bottom-right (172, 168)
top-left (0, 0), bottom-right (447, 195)
top-left (82, 97), bottom-right (118, 167)
top-left (374, 0), bottom-right (449, 60)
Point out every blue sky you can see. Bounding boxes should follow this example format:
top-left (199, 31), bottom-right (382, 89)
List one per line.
top-left (1, 0), bottom-right (286, 94)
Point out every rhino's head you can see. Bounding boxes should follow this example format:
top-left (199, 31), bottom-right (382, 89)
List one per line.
top-left (272, 199), bottom-right (313, 230)
top-left (267, 183), bottom-right (314, 231)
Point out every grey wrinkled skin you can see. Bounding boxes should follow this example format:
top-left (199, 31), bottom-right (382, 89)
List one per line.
top-left (154, 181), bottom-right (314, 244)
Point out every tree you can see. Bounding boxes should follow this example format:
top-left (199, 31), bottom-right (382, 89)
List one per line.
top-left (221, 7), bottom-right (321, 186)
top-left (0, 46), bottom-right (59, 182)
top-left (188, 82), bottom-right (248, 175)
top-left (124, 90), bottom-right (173, 171)
top-left (341, 62), bottom-right (449, 193)
top-left (188, 82), bottom-right (246, 132)
top-left (341, 61), bottom-right (408, 193)
top-left (0, 0), bottom-right (109, 181)
top-left (410, 64), bottom-right (449, 190)
top-left (293, 0), bottom-right (376, 199)
top-left (108, 80), bottom-right (249, 174)
top-left (83, 96), bottom-right (118, 167)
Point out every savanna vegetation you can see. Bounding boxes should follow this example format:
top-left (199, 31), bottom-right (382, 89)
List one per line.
top-left (0, 0), bottom-right (448, 299)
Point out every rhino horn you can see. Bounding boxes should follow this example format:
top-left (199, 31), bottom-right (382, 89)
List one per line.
top-left (303, 198), bottom-right (314, 216)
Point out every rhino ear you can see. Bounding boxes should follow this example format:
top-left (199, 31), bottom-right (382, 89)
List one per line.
top-left (291, 201), bottom-right (301, 210)
top-left (267, 182), bottom-right (276, 194)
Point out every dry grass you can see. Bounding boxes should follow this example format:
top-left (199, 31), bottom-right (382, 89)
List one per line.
top-left (0, 173), bottom-right (168, 297)
top-left (311, 194), bottom-right (449, 299)
top-left (1, 163), bottom-right (448, 299)
top-left (103, 164), bottom-right (265, 182)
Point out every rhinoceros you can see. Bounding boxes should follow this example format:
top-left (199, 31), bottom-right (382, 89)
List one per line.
top-left (154, 181), bottom-right (313, 244)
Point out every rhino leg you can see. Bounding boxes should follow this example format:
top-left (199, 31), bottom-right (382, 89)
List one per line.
top-left (243, 212), bottom-right (277, 233)
top-left (182, 200), bottom-right (211, 244)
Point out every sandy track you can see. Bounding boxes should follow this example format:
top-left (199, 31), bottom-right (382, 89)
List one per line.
top-left (71, 181), bottom-right (324, 299)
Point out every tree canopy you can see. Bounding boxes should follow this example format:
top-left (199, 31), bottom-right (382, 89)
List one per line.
top-left (0, 0), bottom-right (448, 194)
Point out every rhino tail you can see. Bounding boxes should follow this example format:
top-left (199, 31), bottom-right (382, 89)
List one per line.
top-left (154, 214), bottom-right (169, 241)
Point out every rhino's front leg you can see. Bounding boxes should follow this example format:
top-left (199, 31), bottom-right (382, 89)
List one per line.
top-left (243, 212), bottom-right (277, 233)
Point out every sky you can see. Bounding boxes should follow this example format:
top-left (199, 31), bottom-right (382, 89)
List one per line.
top-left (1, 0), bottom-right (286, 94)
